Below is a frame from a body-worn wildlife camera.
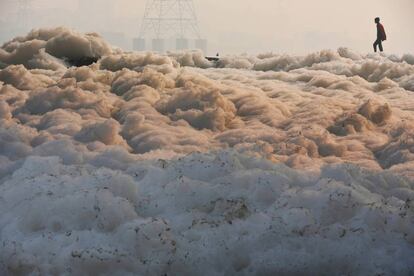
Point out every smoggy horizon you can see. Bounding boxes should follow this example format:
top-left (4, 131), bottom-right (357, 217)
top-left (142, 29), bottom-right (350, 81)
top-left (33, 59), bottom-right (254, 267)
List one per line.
top-left (0, 0), bottom-right (413, 55)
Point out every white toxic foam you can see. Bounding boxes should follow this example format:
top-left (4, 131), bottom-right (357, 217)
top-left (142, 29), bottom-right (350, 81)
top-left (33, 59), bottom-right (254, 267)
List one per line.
top-left (0, 27), bottom-right (413, 275)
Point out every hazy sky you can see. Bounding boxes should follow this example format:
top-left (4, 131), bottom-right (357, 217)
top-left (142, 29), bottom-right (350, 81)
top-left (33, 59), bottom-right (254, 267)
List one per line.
top-left (0, 0), bottom-right (413, 55)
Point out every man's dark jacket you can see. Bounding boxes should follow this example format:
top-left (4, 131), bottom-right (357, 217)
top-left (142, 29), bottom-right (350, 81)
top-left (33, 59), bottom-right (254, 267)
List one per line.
top-left (377, 23), bottom-right (387, 41)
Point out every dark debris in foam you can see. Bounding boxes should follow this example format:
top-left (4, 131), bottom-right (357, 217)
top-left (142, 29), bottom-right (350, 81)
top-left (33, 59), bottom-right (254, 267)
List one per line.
top-left (65, 56), bottom-right (100, 67)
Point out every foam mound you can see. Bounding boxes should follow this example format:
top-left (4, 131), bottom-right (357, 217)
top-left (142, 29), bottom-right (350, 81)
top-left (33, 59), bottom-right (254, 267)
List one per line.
top-left (1, 28), bottom-right (414, 275)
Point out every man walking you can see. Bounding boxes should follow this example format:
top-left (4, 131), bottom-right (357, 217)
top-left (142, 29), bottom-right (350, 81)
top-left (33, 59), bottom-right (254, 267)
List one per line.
top-left (373, 17), bottom-right (387, 52)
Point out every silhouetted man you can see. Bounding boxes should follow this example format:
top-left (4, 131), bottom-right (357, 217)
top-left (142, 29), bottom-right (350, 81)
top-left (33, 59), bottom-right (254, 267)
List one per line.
top-left (373, 17), bottom-right (387, 52)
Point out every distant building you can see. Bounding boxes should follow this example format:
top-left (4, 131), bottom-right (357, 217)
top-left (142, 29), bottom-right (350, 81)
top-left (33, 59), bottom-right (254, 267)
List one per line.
top-left (176, 38), bottom-right (189, 50)
top-left (133, 38), bottom-right (146, 51)
top-left (152, 39), bottom-right (165, 53)
top-left (195, 39), bottom-right (208, 54)
top-left (0, 20), bottom-right (8, 44)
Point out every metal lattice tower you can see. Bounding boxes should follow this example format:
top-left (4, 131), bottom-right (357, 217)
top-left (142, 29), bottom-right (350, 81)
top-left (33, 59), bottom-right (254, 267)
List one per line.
top-left (139, 0), bottom-right (201, 40)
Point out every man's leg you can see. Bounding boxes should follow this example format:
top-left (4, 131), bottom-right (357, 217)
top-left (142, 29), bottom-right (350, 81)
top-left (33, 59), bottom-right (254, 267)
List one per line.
top-left (373, 40), bottom-right (378, 52)
top-left (378, 40), bottom-right (383, 52)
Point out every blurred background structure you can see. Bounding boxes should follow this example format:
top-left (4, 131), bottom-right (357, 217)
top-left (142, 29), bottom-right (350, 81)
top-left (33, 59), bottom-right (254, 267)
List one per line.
top-left (134, 0), bottom-right (207, 53)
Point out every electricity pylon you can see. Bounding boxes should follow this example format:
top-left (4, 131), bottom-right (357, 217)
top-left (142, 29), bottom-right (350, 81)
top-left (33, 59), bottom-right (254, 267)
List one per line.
top-left (139, 0), bottom-right (201, 39)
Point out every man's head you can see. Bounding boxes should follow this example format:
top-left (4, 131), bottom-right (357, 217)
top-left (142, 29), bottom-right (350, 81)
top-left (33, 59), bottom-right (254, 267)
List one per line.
top-left (375, 17), bottom-right (380, 24)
